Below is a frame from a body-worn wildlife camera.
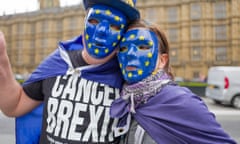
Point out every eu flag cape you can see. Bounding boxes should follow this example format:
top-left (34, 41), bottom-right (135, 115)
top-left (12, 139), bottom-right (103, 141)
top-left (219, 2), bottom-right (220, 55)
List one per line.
top-left (110, 85), bottom-right (237, 144)
top-left (16, 35), bottom-right (123, 144)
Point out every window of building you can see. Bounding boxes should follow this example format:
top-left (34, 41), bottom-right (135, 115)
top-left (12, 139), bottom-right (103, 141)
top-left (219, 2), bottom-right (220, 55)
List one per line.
top-left (145, 7), bottom-right (158, 23)
top-left (215, 46), bottom-right (227, 61)
top-left (191, 46), bottom-right (201, 61)
top-left (167, 7), bottom-right (178, 23)
top-left (168, 28), bottom-right (178, 42)
top-left (47, 0), bottom-right (53, 7)
top-left (56, 34), bottom-right (62, 42)
top-left (56, 19), bottom-right (63, 32)
top-left (193, 71), bottom-right (200, 79)
top-left (8, 26), bottom-right (12, 35)
top-left (191, 25), bottom-right (201, 40)
top-left (215, 25), bottom-right (227, 40)
top-left (17, 23), bottom-right (24, 35)
top-left (41, 38), bottom-right (48, 59)
top-left (42, 20), bottom-right (48, 32)
top-left (69, 17), bottom-right (77, 30)
top-left (170, 48), bottom-right (178, 63)
top-left (31, 23), bottom-right (36, 34)
top-left (214, 2), bottom-right (226, 19)
top-left (42, 38), bottom-right (48, 48)
top-left (191, 3), bottom-right (201, 20)
top-left (7, 26), bottom-right (12, 55)
top-left (17, 40), bottom-right (23, 64)
top-left (29, 40), bottom-right (35, 64)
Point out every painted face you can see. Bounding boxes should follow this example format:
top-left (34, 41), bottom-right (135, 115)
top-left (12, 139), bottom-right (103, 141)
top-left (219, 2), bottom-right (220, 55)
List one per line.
top-left (84, 5), bottom-right (127, 58)
top-left (118, 29), bottom-right (159, 83)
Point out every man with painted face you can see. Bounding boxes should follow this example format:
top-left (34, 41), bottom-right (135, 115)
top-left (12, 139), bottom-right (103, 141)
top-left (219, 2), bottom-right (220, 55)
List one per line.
top-left (110, 20), bottom-right (237, 144)
top-left (0, 0), bottom-right (140, 143)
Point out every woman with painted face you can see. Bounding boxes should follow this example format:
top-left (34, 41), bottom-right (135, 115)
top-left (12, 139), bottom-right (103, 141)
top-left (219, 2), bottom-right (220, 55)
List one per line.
top-left (0, 0), bottom-right (140, 144)
top-left (110, 20), bottom-right (237, 144)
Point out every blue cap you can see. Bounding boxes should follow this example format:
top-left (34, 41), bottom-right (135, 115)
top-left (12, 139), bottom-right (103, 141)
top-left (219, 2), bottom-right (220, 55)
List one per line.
top-left (83, 0), bottom-right (140, 21)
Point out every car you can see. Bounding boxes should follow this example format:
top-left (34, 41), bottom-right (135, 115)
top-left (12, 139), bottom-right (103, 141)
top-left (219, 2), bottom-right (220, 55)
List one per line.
top-left (15, 74), bottom-right (25, 84)
top-left (205, 66), bottom-right (240, 109)
top-left (174, 77), bottom-right (184, 83)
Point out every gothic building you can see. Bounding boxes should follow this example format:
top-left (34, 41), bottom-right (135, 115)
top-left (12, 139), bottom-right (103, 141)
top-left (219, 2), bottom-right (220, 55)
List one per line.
top-left (0, 0), bottom-right (239, 81)
top-left (38, 0), bottom-right (60, 9)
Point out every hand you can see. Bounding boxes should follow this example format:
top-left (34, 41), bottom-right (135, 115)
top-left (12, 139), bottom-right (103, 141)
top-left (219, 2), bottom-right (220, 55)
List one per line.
top-left (0, 31), bottom-right (12, 79)
top-left (0, 32), bottom-right (40, 117)
top-left (0, 32), bottom-right (7, 72)
top-left (0, 32), bottom-right (22, 116)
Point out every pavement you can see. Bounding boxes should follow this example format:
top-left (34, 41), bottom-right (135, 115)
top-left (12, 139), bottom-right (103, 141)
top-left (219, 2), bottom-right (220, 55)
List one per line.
top-left (0, 111), bottom-right (15, 144)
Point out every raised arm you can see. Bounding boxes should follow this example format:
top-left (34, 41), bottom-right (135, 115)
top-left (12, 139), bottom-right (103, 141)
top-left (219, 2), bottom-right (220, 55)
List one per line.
top-left (0, 32), bottom-right (40, 117)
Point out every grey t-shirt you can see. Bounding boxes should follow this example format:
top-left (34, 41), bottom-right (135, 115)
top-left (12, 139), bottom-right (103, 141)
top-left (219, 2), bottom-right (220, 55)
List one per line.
top-left (122, 119), bottom-right (157, 144)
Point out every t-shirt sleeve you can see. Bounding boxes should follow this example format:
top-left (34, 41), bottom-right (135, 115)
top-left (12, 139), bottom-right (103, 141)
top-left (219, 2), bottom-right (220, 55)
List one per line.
top-left (23, 81), bottom-right (44, 101)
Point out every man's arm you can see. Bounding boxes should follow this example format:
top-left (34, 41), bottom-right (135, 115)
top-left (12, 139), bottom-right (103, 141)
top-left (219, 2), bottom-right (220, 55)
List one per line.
top-left (0, 31), bottom-right (40, 117)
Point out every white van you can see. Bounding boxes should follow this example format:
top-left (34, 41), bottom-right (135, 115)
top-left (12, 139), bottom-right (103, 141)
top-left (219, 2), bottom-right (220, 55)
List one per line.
top-left (205, 66), bottom-right (240, 109)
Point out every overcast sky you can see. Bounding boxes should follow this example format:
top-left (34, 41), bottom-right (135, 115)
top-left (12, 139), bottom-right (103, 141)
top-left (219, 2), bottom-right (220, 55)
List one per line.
top-left (0, 0), bottom-right (82, 15)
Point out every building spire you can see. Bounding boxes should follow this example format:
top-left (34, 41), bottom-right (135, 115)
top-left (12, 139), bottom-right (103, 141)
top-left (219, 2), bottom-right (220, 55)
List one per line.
top-left (38, 0), bottom-right (60, 9)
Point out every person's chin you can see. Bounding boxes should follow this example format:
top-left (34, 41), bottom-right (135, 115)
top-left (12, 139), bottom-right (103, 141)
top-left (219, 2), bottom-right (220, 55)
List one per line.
top-left (90, 52), bottom-right (116, 64)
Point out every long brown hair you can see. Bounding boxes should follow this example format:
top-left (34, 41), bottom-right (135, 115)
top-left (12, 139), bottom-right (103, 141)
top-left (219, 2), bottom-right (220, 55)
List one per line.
top-left (127, 20), bottom-right (174, 79)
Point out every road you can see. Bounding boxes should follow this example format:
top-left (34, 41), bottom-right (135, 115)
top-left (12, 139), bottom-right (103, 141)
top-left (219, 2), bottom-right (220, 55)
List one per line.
top-left (202, 97), bottom-right (240, 143)
top-left (0, 97), bottom-right (239, 143)
top-left (0, 112), bottom-right (15, 144)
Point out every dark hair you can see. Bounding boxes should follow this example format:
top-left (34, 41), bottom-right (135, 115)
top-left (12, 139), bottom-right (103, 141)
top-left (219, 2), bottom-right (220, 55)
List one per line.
top-left (127, 20), bottom-right (174, 79)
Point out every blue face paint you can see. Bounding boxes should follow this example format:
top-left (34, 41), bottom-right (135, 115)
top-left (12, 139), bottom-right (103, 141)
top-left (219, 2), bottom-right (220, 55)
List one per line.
top-left (84, 5), bottom-right (127, 58)
top-left (118, 29), bottom-right (159, 83)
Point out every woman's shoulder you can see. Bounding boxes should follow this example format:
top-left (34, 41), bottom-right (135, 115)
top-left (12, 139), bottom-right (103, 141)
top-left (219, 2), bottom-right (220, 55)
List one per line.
top-left (161, 84), bottom-right (194, 97)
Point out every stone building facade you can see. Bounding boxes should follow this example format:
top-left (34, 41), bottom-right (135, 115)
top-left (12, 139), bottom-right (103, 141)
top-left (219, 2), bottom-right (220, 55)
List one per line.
top-left (0, 0), bottom-right (239, 81)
